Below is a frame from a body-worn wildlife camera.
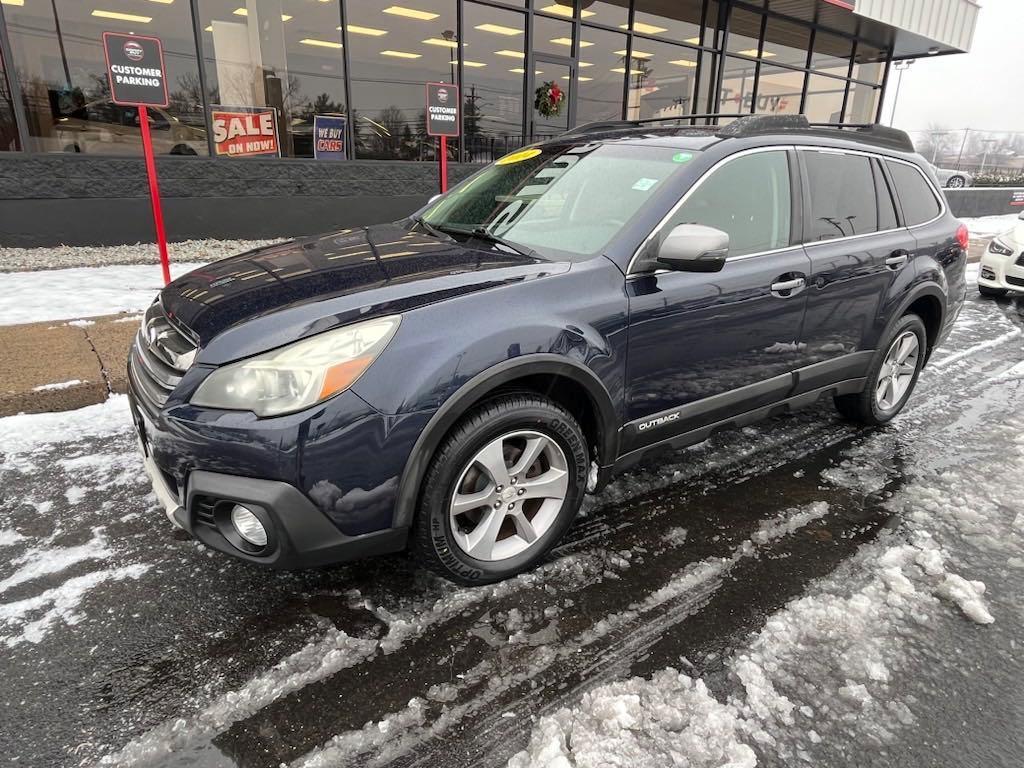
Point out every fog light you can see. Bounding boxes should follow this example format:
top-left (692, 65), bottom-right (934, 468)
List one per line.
top-left (230, 504), bottom-right (268, 547)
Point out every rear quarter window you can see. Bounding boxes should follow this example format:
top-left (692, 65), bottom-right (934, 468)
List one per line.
top-left (885, 160), bottom-right (942, 226)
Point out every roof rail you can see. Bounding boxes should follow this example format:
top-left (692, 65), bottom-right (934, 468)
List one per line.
top-left (715, 114), bottom-right (812, 138)
top-left (807, 122), bottom-right (916, 152)
top-left (560, 113), bottom-right (746, 137)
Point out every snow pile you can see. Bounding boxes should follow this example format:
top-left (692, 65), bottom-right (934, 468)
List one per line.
top-left (0, 528), bottom-right (112, 594)
top-left (0, 395), bottom-right (132, 472)
top-left (508, 671), bottom-right (755, 768)
top-left (0, 263), bottom-right (207, 326)
top-left (32, 379), bottom-right (85, 392)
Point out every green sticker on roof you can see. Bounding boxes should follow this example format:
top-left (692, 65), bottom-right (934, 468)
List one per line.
top-left (672, 152), bottom-right (693, 163)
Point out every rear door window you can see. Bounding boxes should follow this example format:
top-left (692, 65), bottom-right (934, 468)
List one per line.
top-left (885, 160), bottom-right (942, 226)
top-left (802, 150), bottom-right (878, 241)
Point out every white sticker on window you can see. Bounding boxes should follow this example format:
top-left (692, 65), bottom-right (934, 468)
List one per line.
top-left (632, 177), bottom-right (659, 191)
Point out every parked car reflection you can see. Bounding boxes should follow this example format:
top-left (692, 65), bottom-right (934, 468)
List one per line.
top-left (54, 98), bottom-right (206, 156)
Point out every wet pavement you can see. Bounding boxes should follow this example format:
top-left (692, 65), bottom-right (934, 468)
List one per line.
top-left (2, 274), bottom-right (1024, 768)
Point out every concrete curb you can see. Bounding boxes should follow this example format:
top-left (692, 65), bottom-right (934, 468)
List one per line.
top-left (0, 313), bottom-right (138, 417)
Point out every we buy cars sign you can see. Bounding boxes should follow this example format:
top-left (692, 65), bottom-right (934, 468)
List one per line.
top-left (210, 106), bottom-right (281, 158)
top-left (102, 32), bottom-right (168, 107)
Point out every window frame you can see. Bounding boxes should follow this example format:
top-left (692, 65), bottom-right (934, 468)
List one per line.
top-left (627, 145), bottom-right (801, 275)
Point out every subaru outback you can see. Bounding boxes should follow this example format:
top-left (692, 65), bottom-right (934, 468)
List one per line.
top-left (129, 114), bottom-right (967, 584)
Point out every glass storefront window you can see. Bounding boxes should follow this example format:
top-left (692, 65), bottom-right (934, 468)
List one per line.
top-left (197, 0), bottom-right (348, 159)
top-left (533, 13), bottom-right (574, 57)
top-left (576, 0), bottom-right (628, 31)
top-left (762, 17), bottom-right (809, 69)
top-left (631, 0), bottom-right (702, 46)
top-left (716, 55), bottom-right (756, 115)
top-left (5, 0), bottom-right (206, 155)
top-left (462, 3), bottom-right (526, 163)
top-left (845, 81), bottom-right (879, 124)
top-left (810, 31), bottom-right (851, 73)
top-left (754, 63), bottom-right (803, 115)
top-left (624, 38), bottom-right (701, 121)
top-left (575, 26), bottom-right (626, 124)
top-left (803, 73), bottom-right (846, 123)
top-left (0, 49), bottom-right (19, 150)
top-left (725, 7), bottom-right (762, 58)
top-left (345, 0), bottom-right (455, 160)
top-left (851, 42), bottom-right (886, 85)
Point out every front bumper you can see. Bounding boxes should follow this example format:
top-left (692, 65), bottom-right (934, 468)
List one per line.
top-left (979, 248), bottom-right (1024, 292)
top-left (128, 380), bottom-right (420, 568)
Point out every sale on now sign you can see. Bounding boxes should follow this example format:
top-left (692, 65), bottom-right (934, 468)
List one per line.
top-left (210, 106), bottom-right (280, 157)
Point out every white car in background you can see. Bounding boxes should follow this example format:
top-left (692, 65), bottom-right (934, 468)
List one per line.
top-left (979, 212), bottom-right (1024, 297)
top-left (929, 163), bottom-right (974, 189)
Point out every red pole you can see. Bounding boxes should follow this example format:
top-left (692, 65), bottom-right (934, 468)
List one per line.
top-left (138, 105), bottom-right (172, 285)
top-left (439, 135), bottom-right (448, 194)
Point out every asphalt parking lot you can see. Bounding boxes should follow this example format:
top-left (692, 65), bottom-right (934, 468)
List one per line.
top-left (2, 268), bottom-right (1023, 768)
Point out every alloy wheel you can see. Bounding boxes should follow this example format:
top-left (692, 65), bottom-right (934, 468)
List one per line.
top-left (875, 331), bottom-right (920, 411)
top-left (449, 430), bottom-right (569, 562)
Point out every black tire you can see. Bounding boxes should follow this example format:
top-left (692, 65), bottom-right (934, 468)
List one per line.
top-left (411, 394), bottom-right (588, 585)
top-left (946, 175), bottom-right (966, 188)
top-left (979, 284), bottom-right (1007, 298)
top-left (834, 313), bottom-right (927, 426)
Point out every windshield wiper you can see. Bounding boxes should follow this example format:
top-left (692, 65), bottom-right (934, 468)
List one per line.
top-left (410, 215), bottom-right (455, 242)
top-left (438, 225), bottom-right (540, 260)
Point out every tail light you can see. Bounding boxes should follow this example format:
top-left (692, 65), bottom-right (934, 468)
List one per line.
top-left (955, 222), bottom-right (969, 251)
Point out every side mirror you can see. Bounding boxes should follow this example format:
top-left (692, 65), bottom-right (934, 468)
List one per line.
top-left (656, 224), bottom-right (729, 273)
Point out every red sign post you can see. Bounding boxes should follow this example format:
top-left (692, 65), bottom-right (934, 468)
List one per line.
top-left (102, 32), bottom-right (172, 284)
top-left (425, 82), bottom-right (460, 194)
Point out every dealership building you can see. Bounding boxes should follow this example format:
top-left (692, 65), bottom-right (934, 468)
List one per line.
top-left (0, 0), bottom-right (978, 245)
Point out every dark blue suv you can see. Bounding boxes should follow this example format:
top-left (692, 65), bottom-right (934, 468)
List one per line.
top-left (128, 115), bottom-right (967, 584)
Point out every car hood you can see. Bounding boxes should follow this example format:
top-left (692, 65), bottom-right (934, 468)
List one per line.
top-left (160, 223), bottom-right (567, 361)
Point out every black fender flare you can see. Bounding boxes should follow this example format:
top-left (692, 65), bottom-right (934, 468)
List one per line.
top-left (891, 280), bottom-right (947, 355)
top-left (392, 354), bottom-right (619, 529)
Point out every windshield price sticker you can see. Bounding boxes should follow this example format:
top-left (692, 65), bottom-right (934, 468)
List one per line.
top-left (496, 148), bottom-right (543, 166)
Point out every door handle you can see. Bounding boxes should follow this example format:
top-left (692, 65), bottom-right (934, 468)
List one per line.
top-left (770, 277), bottom-right (805, 294)
top-left (886, 251), bottom-right (909, 269)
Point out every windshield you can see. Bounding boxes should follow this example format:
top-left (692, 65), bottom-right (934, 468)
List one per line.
top-left (421, 143), bottom-right (699, 259)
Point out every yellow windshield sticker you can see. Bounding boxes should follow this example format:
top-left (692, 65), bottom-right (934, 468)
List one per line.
top-left (496, 147), bottom-right (542, 166)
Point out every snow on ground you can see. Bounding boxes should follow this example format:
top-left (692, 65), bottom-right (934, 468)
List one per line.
top-left (961, 213), bottom-right (1019, 240)
top-left (0, 263), bottom-right (208, 326)
top-left (0, 238), bottom-right (282, 273)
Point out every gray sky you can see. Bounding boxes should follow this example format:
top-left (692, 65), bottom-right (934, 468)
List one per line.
top-left (880, 0), bottom-right (1024, 132)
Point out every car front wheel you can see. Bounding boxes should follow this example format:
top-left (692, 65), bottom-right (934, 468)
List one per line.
top-left (946, 175), bottom-right (966, 188)
top-left (412, 394), bottom-right (588, 585)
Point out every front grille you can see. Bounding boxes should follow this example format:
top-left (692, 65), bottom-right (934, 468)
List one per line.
top-left (130, 302), bottom-right (197, 409)
top-left (1007, 275), bottom-right (1024, 288)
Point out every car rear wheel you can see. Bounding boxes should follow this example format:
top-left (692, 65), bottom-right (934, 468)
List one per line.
top-left (412, 394), bottom-right (588, 585)
top-left (946, 175), bottom-right (966, 188)
top-left (979, 284), bottom-right (1007, 298)
top-left (834, 313), bottom-right (927, 426)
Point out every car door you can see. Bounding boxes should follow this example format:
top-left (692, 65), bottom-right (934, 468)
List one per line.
top-left (794, 149), bottom-right (914, 393)
top-left (622, 147), bottom-right (811, 454)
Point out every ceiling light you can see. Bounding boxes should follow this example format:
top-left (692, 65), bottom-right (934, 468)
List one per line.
top-left (0, 0), bottom-right (25, 5)
top-left (422, 37), bottom-right (458, 47)
top-left (148, 0), bottom-right (175, 4)
top-left (382, 6), bottom-right (438, 20)
top-left (669, 59), bottom-right (697, 67)
top-left (738, 48), bottom-right (767, 57)
top-left (380, 49), bottom-right (421, 58)
top-left (494, 49), bottom-right (524, 59)
top-left (204, 24), bottom-right (212, 30)
top-left (281, 14), bottom-right (291, 21)
top-left (346, 24), bottom-right (387, 36)
top-left (611, 67), bottom-right (645, 75)
top-left (301, 38), bottom-right (343, 49)
top-left (463, 60), bottom-right (487, 67)
top-left (541, 3), bottom-right (594, 17)
top-left (578, 61), bottom-right (592, 67)
top-left (509, 68), bottom-right (543, 74)
top-left (475, 23), bottom-right (521, 35)
top-left (615, 49), bottom-right (651, 59)
top-left (92, 9), bottom-right (152, 22)
top-left (577, 76), bottom-right (592, 81)
top-left (619, 22), bottom-right (666, 34)
top-left (685, 36), bottom-right (701, 44)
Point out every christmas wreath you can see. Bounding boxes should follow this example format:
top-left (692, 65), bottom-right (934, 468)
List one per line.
top-left (534, 81), bottom-right (565, 118)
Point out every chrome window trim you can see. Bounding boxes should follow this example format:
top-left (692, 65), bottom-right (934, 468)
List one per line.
top-left (627, 142), bottom-right (947, 276)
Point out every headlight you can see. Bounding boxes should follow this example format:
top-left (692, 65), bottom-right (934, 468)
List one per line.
top-left (191, 315), bottom-right (400, 417)
top-left (989, 238), bottom-right (1014, 257)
